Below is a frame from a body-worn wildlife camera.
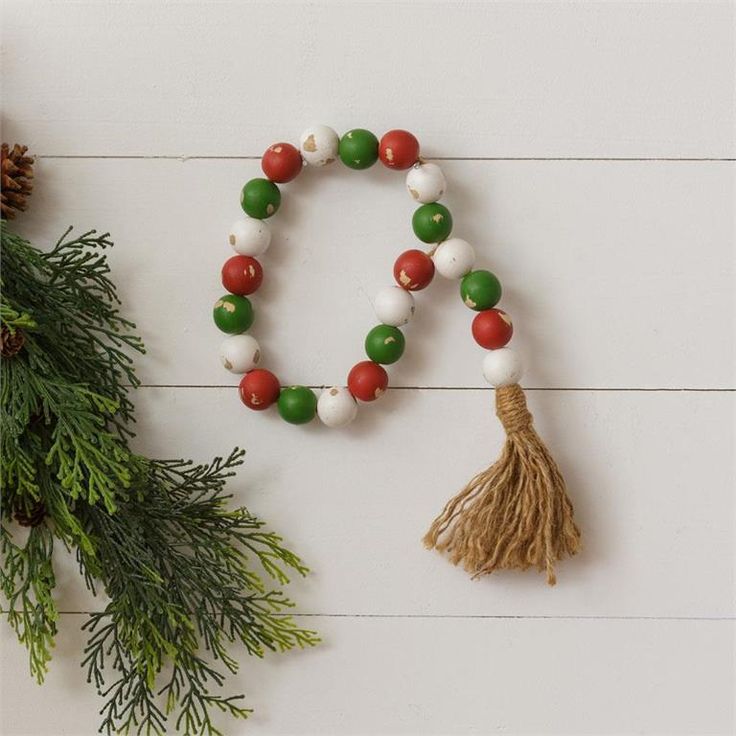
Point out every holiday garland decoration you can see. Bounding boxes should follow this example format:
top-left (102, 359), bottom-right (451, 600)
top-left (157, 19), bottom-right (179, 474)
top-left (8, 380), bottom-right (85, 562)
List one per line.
top-left (213, 126), bottom-right (581, 585)
top-left (1, 148), bottom-right (318, 735)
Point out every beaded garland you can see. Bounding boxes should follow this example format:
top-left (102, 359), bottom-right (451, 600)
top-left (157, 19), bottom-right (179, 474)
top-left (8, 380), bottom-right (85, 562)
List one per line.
top-left (213, 126), bottom-right (519, 428)
top-left (213, 125), bottom-right (581, 586)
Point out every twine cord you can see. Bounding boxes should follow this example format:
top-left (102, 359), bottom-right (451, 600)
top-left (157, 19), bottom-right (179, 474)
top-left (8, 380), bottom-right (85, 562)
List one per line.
top-left (495, 385), bottom-right (533, 434)
top-left (423, 384), bottom-right (580, 585)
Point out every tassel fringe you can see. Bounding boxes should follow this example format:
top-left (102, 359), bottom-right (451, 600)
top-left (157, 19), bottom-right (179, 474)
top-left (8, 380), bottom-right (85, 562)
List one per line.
top-left (423, 384), bottom-right (580, 585)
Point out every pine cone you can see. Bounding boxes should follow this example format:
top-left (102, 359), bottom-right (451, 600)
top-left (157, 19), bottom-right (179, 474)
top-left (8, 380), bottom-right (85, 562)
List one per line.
top-left (1, 143), bottom-right (34, 220)
top-left (1, 324), bottom-right (25, 357)
top-left (14, 501), bottom-right (47, 528)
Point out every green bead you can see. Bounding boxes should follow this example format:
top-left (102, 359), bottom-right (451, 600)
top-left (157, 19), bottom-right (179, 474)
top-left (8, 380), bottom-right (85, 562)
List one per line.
top-left (213, 294), bottom-right (254, 334)
top-left (412, 203), bottom-right (453, 243)
top-left (278, 386), bottom-right (317, 425)
top-left (240, 178), bottom-right (281, 219)
top-left (365, 324), bottom-right (405, 364)
top-left (339, 129), bottom-right (379, 170)
top-left (460, 270), bottom-right (502, 311)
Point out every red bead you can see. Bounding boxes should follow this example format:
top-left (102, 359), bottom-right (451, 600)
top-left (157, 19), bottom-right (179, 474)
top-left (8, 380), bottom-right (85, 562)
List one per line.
top-left (347, 361), bottom-right (388, 402)
top-left (379, 130), bottom-right (420, 170)
top-left (472, 309), bottom-right (513, 350)
top-left (261, 142), bottom-right (303, 183)
top-left (239, 369), bottom-right (280, 410)
top-left (221, 255), bottom-right (264, 295)
top-left (393, 249), bottom-right (435, 291)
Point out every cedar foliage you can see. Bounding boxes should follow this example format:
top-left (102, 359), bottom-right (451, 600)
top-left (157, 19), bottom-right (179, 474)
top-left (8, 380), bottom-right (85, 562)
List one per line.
top-left (1, 223), bottom-right (318, 734)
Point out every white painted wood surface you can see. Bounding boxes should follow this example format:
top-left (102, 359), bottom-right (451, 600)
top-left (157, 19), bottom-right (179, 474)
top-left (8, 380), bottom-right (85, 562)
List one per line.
top-left (16, 157), bottom-right (736, 390)
top-left (2, 1), bottom-right (734, 734)
top-left (2, 1), bottom-right (734, 158)
top-left (41, 387), bottom-right (736, 620)
top-left (3, 615), bottom-right (734, 735)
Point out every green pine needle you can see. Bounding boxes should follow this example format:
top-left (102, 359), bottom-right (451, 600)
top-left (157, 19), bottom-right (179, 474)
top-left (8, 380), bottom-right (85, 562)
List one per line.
top-left (1, 222), bottom-right (319, 734)
top-left (1, 524), bottom-right (58, 684)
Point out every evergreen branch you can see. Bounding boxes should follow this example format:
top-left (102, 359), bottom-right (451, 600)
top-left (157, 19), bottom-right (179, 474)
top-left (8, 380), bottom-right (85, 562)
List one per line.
top-left (77, 450), bottom-right (319, 734)
top-left (1, 355), bottom-right (138, 513)
top-left (0, 303), bottom-right (36, 333)
top-left (1, 225), bottom-right (144, 426)
top-left (1, 221), bottom-right (318, 732)
top-left (0, 524), bottom-right (58, 684)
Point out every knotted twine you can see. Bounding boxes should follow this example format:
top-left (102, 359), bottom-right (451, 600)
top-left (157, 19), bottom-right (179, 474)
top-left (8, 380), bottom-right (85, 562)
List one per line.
top-left (423, 384), bottom-right (581, 585)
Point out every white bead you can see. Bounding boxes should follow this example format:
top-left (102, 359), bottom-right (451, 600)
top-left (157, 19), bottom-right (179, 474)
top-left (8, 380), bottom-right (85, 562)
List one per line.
top-left (432, 238), bottom-right (476, 279)
top-left (229, 218), bottom-right (271, 256)
top-left (482, 348), bottom-right (523, 387)
top-left (219, 335), bottom-right (261, 374)
top-left (317, 386), bottom-right (358, 428)
top-left (373, 286), bottom-right (416, 327)
top-left (299, 125), bottom-right (339, 167)
top-left (406, 162), bottom-right (447, 203)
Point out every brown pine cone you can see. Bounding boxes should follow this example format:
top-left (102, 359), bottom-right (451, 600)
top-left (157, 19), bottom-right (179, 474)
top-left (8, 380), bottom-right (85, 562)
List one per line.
top-left (14, 501), bottom-right (47, 528)
top-left (1, 324), bottom-right (25, 357)
top-left (1, 143), bottom-right (34, 220)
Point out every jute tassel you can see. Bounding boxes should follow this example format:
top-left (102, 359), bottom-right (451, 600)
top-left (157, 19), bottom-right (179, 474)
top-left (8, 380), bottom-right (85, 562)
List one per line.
top-left (423, 384), bottom-right (580, 585)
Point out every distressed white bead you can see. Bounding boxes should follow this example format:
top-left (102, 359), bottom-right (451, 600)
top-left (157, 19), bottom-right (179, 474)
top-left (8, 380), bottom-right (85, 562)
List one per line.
top-left (219, 335), bottom-right (261, 374)
top-left (482, 348), bottom-right (523, 387)
top-left (228, 218), bottom-right (271, 256)
top-left (373, 286), bottom-right (416, 327)
top-left (432, 238), bottom-right (476, 279)
top-left (299, 125), bottom-right (339, 167)
top-left (406, 162), bottom-right (447, 203)
top-left (317, 386), bottom-right (358, 428)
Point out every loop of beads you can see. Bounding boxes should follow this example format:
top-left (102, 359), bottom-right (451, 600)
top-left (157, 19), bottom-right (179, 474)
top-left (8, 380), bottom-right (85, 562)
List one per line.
top-left (213, 126), bottom-right (522, 427)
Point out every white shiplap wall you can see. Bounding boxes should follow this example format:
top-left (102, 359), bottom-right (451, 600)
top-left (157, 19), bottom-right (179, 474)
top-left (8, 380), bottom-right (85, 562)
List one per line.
top-left (1, 2), bottom-right (734, 735)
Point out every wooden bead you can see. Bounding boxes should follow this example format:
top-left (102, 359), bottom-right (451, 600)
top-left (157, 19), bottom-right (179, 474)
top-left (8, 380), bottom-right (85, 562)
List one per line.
top-left (213, 294), bottom-right (254, 334)
top-left (299, 125), bottom-right (339, 167)
top-left (482, 347), bottom-right (523, 387)
top-left (432, 238), bottom-right (475, 279)
top-left (373, 286), bottom-right (416, 326)
top-left (393, 249), bottom-right (435, 291)
top-left (339, 129), bottom-right (379, 170)
top-left (406, 162), bottom-right (446, 203)
top-left (412, 203), bottom-right (453, 243)
top-left (317, 386), bottom-right (358, 428)
top-left (379, 130), bottom-right (420, 170)
top-left (221, 255), bottom-right (263, 295)
top-left (240, 178), bottom-right (281, 219)
top-left (229, 218), bottom-right (271, 256)
top-left (261, 142), bottom-right (303, 183)
top-left (348, 361), bottom-right (388, 402)
top-left (219, 334), bottom-right (261, 373)
top-left (365, 324), bottom-right (405, 365)
top-left (472, 309), bottom-right (513, 349)
top-left (278, 386), bottom-right (318, 424)
top-left (460, 270), bottom-right (502, 311)
top-left (239, 369), bottom-right (280, 410)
